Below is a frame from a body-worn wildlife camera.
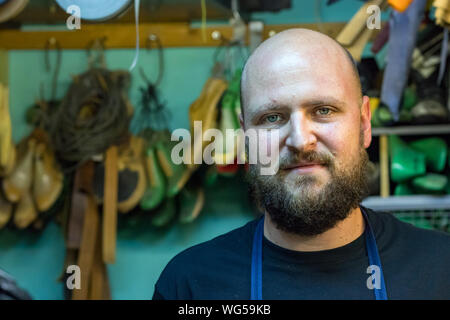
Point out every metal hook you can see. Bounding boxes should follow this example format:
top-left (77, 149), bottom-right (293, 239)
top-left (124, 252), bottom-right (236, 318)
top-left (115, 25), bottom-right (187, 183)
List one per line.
top-left (139, 34), bottom-right (164, 87)
top-left (231, 0), bottom-right (241, 21)
top-left (212, 33), bottom-right (231, 63)
top-left (212, 35), bottom-right (247, 80)
top-left (44, 37), bottom-right (62, 102)
top-left (86, 37), bottom-right (107, 69)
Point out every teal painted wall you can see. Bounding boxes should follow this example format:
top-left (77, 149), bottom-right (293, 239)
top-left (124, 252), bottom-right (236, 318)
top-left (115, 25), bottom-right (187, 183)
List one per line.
top-left (0, 0), bottom-right (380, 299)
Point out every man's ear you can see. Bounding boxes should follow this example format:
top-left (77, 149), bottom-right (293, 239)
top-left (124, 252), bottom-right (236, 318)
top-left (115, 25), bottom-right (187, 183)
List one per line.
top-left (361, 95), bottom-right (372, 148)
top-left (239, 112), bottom-right (245, 130)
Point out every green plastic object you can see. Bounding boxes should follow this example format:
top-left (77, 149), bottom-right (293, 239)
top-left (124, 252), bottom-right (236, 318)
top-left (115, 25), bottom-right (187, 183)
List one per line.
top-left (150, 198), bottom-right (176, 228)
top-left (204, 165), bottom-right (218, 186)
top-left (402, 86), bottom-right (417, 111)
top-left (412, 173), bottom-right (448, 194)
top-left (372, 105), bottom-right (394, 127)
top-left (140, 147), bottom-right (167, 211)
top-left (215, 87), bottom-right (241, 166)
top-left (389, 135), bottom-right (426, 183)
top-left (409, 137), bottom-right (448, 172)
top-left (394, 183), bottom-right (415, 195)
top-left (155, 140), bottom-right (190, 198)
top-left (178, 186), bottom-right (204, 224)
top-left (227, 69), bottom-right (242, 96)
top-left (398, 108), bottom-right (413, 123)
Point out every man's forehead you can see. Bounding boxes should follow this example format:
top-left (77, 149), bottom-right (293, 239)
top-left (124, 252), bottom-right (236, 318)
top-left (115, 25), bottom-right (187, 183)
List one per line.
top-left (247, 42), bottom-right (345, 77)
top-left (246, 29), bottom-right (344, 65)
top-left (244, 46), bottom-right (350, 102)
top-left (240, 29), bottom-right (362, 119)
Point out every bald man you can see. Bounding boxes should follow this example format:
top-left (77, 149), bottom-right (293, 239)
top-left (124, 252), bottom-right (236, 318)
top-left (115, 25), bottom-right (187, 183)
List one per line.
top-left (153, 29), bottom-right (450, 300)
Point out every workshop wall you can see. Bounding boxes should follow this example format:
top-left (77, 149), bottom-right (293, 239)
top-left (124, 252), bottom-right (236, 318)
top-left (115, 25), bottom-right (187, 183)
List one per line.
top-left (0, 0), bottom-right (371, 299)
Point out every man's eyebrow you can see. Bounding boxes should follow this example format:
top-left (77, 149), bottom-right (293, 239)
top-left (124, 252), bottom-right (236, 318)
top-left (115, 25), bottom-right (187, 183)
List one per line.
top-left (248, 103), bottom-right (289, 121)
top-left (247, 96), bottom-right (347, 121)
top-left (302, 96), bottom-right (346, 108)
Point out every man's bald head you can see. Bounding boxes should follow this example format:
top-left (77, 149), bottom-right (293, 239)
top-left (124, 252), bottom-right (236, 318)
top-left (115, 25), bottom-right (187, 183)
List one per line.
top-left (240, 28), bottom-right (362, 122)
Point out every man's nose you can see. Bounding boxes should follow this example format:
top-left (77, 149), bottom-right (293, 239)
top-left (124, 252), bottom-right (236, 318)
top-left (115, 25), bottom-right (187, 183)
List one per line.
top-left (285, 112), bottom-right (317, 151)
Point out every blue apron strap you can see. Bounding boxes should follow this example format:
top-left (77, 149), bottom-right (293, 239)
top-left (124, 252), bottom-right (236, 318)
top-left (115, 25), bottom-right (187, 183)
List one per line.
top-left (251, 216), bottom-right (264, 300)
top-left (251, 209), bottom-right (388, 300)
top-left (361, 207), bottom-right (388, 300)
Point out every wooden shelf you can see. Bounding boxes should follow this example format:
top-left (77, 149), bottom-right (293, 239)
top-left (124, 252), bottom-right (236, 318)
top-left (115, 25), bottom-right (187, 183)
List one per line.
top-left (362, 195), bottom-right (450, 212)
top-left (0, 22), bottom-right (349, 50)
top-left (372, 124), bottom-right (450, 136)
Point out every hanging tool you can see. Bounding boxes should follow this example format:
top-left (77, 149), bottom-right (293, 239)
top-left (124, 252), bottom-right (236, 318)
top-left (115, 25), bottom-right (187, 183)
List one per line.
top-left (102, 145), bottom-right (118, 264)
top-left (380, 0), bottom-right (428, 121)
top-left (336, 0), bottom-right (388, 61)
top-left (131, 34), bottom-right (167, 135)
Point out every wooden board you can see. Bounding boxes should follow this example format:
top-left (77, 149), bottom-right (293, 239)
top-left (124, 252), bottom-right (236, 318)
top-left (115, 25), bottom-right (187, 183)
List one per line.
top-left (0, 22), bottom-right (355, 50)
top-left (103, 146), bottom-right (118, 264)
top-left (379, 135), bottom-right (390, 198)
top-left (0, 50), bottom-right (8, 85)
top-left (72, 195), bottom-right (99, 300)
top-left (89, 218), bottom-right (110, 300)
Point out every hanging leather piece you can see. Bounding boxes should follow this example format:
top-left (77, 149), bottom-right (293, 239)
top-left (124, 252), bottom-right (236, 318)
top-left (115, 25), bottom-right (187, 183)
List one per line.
top-left (103, 146), bottom-right (118, 264)
top-left (188, 75), bottom-right (228, 170)
top-left (33, 143), bottom-right (64, 212)
top-left (0, 189), bottom-right (12, 229)
top-left (336, 0), bottom-right (387, 61)
top-left (0, 83), bottom-right (16, 177)
top-left (63, 160), bottom-right (112, 300)
top-left (140, 146), bottom-right (166, 211)
top-left (155, 138), bottom-right (192, 198)
top-left (178, 183), bottom-right (205, 224)
top-left (13, 190), bottom-right (38, 229)
top-left (66, 162), bottom-right (93, 250)
top-left (0, 54), bottom-right (14, 179)
top-left (433, 0), bottom-right (450, 27)
top-left (59, 169), bottom-right (79, 299)
top-left (70, 160), bottom-right (98, 300)
top-left (117, 135), bottom-right (146, 214)
top-left (59, 248), bottom-right (78, 300)
top-left (2, 139), bottom-right (35, 203)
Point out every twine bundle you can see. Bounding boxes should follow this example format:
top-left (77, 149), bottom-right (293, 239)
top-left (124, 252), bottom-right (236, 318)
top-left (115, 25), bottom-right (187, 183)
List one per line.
top-left (49, 68), bottom-right (131, 171)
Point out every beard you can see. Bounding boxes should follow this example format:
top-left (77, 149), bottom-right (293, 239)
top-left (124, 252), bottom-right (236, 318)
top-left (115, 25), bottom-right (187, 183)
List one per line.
top-left (245, 131), bottom-right (370, 237)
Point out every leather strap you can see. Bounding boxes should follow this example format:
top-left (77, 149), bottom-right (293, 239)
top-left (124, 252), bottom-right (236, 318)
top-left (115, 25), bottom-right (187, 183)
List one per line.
top-left (72, 193), bottom-right (99, 300)
top-left (66, 162), bottom-right (93, 249)
top-left (89, 216), bottom-right (110, 300)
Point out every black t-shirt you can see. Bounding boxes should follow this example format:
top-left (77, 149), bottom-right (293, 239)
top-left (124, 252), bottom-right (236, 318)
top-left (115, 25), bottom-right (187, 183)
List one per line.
top-left (152, 207), bottom-right (450, 299)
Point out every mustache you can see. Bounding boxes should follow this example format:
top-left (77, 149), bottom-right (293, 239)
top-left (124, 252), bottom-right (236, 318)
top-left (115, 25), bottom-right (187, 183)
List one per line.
top-left (279, 150), bottom-right (334, 170)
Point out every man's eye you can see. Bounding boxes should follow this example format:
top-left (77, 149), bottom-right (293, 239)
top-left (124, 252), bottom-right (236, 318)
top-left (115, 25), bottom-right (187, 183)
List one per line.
top-left (264, 114), bottom-right (281, 123)
top-left (316, 107), bottom-right (332, 116)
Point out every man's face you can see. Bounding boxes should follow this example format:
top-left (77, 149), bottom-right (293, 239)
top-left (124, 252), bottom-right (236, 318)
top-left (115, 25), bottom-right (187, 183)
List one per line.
top-left (242, 45), bottom-right (372, 236)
